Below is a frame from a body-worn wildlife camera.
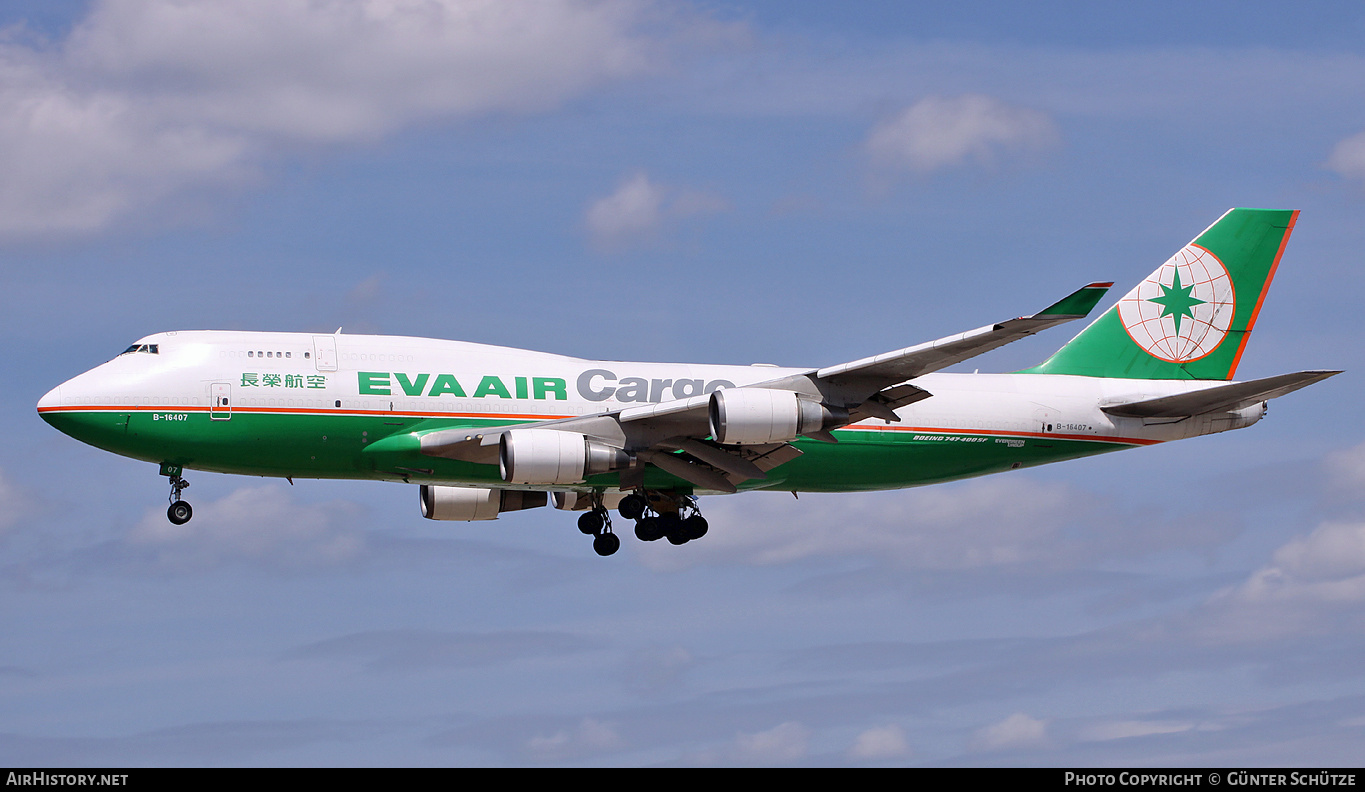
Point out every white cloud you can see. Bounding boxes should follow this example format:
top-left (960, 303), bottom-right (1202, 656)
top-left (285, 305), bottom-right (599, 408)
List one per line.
top-left (1233, 521), bottom-right (1365, 605)
top-left (585, 172), bottom-right (666, 242)
top-left (525, 718), bottom-right (624, 760)
top-left (848, 724), bottom-right (910, 760)
top-left (1190, 520), bottom-right (1365, 642)
top-left (0, 0), bottom-right (714, 240)
top-left (65, 0), bottom-right (661, 140)
top-left (864, 94), bottom-right (1059, 175)
top-left (732, 721), bottom-right (810, 764)
top-left (970, 712), bottom-right (1048, 752)
top-left (1325, 130), bottom-right (1365, 183)
top-left (0, 54), bottom-right (250, 236)
top-left (583, 171), bottom-right (728, 249)
top-left (1269, 521), bottom-right (1365, 585)
top-left (127, 484), bottom-right (368, 570)
top-left (1077, 719), bottom-right (1196, 742)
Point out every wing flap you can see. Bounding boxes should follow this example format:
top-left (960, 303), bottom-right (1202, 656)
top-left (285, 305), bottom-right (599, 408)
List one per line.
top-left (639, 450), bottom-right (738, 493)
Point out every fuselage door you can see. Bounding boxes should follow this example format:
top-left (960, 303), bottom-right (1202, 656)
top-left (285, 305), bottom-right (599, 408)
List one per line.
top-left (313, 336), bottom-right (338, 372)
top-left (210, 382), bottom-right (232, 420)
top-left (1032, 405), bottom-right (1055, 437)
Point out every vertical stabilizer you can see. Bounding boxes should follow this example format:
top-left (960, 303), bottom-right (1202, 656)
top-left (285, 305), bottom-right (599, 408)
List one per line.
top-left (1022, 208), bottom-right (1298, 380)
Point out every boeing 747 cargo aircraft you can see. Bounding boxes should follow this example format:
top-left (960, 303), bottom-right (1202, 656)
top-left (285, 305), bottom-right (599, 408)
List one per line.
top-left (39, 209), bottom-right (1338, 556)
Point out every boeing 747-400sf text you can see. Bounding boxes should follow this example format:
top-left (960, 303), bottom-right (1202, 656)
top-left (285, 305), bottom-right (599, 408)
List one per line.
top-left (39, 209), bottom-right (1339, 556)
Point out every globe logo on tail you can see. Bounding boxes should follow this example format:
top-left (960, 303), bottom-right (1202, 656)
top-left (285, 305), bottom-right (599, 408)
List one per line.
top-left (1117, 244), bottom-right (1235, 363)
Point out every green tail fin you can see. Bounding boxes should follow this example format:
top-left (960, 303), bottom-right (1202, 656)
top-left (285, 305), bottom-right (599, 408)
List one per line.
top-left (1022, 208), bottom-right (1298, 380)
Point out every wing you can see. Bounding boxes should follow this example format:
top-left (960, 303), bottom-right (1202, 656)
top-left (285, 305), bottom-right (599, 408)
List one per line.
top-left (758, 281), bottom-right (1113, 421)
top-left (413, 282), bottom-right (1111, 492)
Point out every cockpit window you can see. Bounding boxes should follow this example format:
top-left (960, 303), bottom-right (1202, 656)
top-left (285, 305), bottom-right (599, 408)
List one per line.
top-left (119, 344), bottom-right (160, 356)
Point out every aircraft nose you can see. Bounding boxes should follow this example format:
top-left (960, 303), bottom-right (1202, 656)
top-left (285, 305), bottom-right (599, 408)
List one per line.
top-left (37, 384), bottom-right (62, 415)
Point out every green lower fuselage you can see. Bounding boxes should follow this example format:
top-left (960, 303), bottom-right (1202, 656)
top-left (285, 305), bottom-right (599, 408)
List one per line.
top-left (40, 404), bottom-right (1135, 493)
top-left (40, 329), bottom-right (1265, 501)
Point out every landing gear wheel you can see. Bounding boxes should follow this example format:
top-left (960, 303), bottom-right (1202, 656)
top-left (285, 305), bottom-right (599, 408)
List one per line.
top-left (619, 493), bottom-right (647, 521)
top-left (578, 509), bottom-right (606, 535)
top-left (167, 500), bottom-right (193, 525)
top-left (635, 516), bottom-right (663, 542)
top-left (592, 532), bottom-right (621, 556)
top-left (661, 514), bottom-right (689, 545)
top-left (682, 515), bottom-right (708, 540)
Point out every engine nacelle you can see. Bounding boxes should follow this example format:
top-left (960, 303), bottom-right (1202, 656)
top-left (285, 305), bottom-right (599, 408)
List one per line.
top-left (498, 429), bottom-right (633, 485)
top-left (708, 388), bottom-right (846, 445)
top-left (419, 485), bottom-right (548, 521)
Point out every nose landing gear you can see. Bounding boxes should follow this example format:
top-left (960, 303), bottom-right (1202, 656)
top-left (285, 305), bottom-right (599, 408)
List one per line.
top-left (162, 464), bottom-right (193, 525)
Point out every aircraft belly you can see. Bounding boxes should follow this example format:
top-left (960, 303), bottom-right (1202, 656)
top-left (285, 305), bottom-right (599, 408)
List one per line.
top-left (760, 428), bottom-right (1133, 493)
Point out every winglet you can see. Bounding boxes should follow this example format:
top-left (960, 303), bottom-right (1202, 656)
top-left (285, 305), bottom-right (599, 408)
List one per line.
top-left (1035, 282), bottom-right (1113, 318)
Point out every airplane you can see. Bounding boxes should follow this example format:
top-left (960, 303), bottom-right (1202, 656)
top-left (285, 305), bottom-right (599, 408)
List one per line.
top-left (37, 208), bottom-right (1339, 556)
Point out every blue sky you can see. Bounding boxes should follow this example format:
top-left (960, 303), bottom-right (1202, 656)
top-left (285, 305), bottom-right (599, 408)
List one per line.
top-left (3, 0), bottom-right (1365, 766)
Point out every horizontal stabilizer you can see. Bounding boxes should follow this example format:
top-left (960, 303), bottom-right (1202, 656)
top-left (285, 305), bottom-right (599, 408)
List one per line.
top-left (1101, 370), bottom-right (1340, 419)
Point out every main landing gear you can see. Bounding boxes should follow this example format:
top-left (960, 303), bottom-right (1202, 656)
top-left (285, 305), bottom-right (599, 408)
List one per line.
top-left (622, 491), bottom-right (708, 546)
top-left (576, 493), bottom-right (621, 557)
top-left (572, 490), bottom-right (709, 556)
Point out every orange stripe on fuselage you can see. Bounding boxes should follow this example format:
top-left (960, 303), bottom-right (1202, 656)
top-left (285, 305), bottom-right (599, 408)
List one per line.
top-left (846, 422), bottom-right (1160, 446)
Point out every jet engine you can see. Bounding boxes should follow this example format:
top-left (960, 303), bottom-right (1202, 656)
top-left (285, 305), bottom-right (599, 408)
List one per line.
top-left (498, 428), bottom-right (633, 485)
top-left (419, 485), bottom-right (548, 521)
top-left (708, 388), bottom-right (847, 445)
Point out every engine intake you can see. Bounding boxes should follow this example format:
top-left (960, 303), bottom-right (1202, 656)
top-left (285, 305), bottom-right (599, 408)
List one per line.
top-left (498, 428), bottom-right (633, 485)
top-left (419, 485), bottom-right (547, 521)
top-left (708, 388), bottom-right (847, 445)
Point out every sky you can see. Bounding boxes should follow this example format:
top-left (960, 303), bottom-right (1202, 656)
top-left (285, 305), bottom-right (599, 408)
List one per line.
top-left (3, 0), bottom-right (1365, 767)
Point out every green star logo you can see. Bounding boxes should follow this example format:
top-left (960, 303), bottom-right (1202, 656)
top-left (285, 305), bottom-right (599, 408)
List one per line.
top-left (1147, 269), bottom-right (1205, 336)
